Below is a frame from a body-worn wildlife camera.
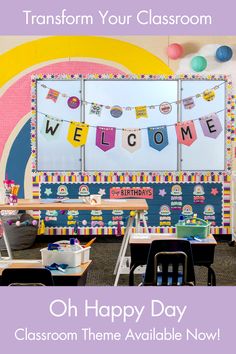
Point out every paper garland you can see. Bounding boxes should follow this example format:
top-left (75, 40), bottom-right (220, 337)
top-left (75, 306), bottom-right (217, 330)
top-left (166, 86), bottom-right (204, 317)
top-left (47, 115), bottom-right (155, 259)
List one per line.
top-left (40, 111), bottom-right (224, 152)
top-left (42, 81), bottom-right (224, 117)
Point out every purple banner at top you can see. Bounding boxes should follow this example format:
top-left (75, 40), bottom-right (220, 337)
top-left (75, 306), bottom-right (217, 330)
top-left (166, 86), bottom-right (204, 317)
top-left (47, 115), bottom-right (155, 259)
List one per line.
top-left (0, 287), bottom-right (236, 354)
top-left (0, 0), bottom-right (235, 35)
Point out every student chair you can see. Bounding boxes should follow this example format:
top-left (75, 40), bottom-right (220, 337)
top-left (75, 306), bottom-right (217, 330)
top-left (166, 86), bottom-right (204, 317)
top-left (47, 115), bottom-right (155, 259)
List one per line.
top-left (142, 239), bottom-right (195, 286)
top-left (1, 268), bottom-right (54, 286)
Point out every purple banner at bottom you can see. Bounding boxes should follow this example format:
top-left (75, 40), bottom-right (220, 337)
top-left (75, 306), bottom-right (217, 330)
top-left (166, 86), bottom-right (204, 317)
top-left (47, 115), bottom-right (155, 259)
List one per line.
top-left (0, 287), bottom-right (235, 354)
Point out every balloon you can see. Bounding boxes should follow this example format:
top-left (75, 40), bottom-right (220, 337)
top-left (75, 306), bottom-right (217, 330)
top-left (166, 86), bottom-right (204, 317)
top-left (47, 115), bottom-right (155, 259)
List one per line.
top-left (167, 43), bottom-right (184, 60)
top-left (191, 56), bottom-right (207, 72)
top-left (216, 46), bottom-right (233, 62)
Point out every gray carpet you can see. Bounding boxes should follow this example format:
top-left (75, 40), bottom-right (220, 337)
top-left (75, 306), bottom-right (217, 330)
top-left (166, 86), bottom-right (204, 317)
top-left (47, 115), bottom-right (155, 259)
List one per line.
top-left (4, 241), bottom-right (236, 286)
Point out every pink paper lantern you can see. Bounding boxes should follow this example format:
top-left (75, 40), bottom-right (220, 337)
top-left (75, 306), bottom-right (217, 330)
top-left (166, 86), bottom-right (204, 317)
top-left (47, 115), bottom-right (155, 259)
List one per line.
top-left (167, 43), bottom-right (184, 60)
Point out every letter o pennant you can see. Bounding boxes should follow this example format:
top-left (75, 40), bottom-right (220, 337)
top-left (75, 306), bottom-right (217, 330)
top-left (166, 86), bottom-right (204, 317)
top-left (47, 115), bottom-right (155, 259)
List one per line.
top-left (148, 126), bottom-right (169, 151)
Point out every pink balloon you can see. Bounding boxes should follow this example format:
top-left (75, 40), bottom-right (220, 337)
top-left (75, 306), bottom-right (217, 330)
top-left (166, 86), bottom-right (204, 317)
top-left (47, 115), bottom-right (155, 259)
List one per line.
top-left (167, 43), bottom-right (184, 60)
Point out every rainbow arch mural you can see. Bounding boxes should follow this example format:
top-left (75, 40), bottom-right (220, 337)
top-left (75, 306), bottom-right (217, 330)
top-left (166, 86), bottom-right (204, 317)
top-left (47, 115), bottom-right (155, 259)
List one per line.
top-left (0, 36), bottom-right (172, 197)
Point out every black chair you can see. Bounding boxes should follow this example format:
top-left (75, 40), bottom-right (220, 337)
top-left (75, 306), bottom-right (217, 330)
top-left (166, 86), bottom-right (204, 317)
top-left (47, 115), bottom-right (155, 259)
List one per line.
top-left (1, 268), bottom-right (54, 286)
top-left (143, 240), bottom-right (195, 286)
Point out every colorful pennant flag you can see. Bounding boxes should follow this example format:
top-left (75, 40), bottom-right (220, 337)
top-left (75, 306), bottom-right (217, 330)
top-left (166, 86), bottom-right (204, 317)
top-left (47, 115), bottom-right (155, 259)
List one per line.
top-left (90, 103), bottom-right (102, 116)
top-left (182, 97), bottom-right (195, 110)
top-left (40, 116), bottom-right (62, 141)
top-left (199, 113), bottom-right (223, 139)
top-left (122, 128), bottom-right (141, 153)
top-left (175, 121), bottom-right (197, 146)
top-left (46, 89), bottom-right (60, 102)
top-left (67, 122), bottom-right (89, 147)
top-left (96, 126), bottom-right (116, 152)
top-left (148, 126), bottom-right (169, 151)
top-left (135, 106), bottom-right (148, 119)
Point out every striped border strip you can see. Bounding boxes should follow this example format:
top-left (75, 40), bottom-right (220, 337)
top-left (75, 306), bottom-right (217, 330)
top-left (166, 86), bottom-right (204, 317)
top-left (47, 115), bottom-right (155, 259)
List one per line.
top-left (38, 225), bottom-right (231, 236)
top-left (32, 172), bottom-right (231, 184)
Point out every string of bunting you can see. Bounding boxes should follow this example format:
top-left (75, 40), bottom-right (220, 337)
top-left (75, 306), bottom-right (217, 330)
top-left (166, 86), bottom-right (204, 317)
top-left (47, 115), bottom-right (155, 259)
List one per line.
top-left (38, 109), bottom-right (225, 152)
top-left (41, 81), bottom-right (225, 118)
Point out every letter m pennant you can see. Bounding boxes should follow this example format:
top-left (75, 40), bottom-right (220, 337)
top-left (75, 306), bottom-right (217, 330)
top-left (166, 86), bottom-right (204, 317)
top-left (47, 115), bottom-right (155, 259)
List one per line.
top-left (175, 121), bottom-right (197, 146)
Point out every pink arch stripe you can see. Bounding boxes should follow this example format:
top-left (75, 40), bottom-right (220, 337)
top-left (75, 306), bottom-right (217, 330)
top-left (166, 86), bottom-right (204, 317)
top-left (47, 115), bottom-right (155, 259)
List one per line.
top-left (0, 61), bottom-right (124, 158)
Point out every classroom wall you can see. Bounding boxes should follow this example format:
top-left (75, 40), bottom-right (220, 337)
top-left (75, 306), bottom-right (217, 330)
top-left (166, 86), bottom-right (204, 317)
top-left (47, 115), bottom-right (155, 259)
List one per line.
top-left (0, 35), bottom-right (235, 235)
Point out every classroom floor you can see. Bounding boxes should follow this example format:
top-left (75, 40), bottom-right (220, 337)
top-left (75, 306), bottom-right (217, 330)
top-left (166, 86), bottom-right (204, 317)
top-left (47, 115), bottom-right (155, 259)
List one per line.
top-left (7, 240), bottom-right (236, 286)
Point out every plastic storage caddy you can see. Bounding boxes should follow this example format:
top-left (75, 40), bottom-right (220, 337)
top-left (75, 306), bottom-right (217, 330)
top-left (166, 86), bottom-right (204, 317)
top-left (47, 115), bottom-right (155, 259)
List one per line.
top-left (40, 241), bottom-right (91, 268)
top-left (176, 217), bottom-right (211, 239)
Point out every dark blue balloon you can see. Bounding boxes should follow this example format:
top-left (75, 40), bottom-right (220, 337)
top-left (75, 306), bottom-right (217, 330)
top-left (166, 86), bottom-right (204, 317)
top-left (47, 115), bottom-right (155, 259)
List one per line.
top-left (216, 46), bottom-right (233, 62)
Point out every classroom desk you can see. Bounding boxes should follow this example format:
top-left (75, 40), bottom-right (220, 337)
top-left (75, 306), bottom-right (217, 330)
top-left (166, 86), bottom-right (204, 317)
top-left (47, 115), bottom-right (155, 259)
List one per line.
top-left (0, 198), bottom-right (149, 286)
top-left (0, 260), bottom-right (92, 286)
top-left (129, 234), bottom-right (217, 286)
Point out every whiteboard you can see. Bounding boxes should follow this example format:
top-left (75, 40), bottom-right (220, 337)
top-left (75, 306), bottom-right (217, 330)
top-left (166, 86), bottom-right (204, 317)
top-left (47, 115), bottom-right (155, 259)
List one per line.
top-left (36, 78), bottom-right (227, 172)
top-left (84, 80), bottom-right (178, 171)
top-left (181, 80), bottom-right (225, 171)
top-left (37, 80), bottom-right (82, 171)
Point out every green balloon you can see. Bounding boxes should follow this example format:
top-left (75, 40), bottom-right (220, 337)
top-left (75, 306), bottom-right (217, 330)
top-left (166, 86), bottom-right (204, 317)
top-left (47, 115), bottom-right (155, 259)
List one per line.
top-left (191, 56), bottom-right (207, 72)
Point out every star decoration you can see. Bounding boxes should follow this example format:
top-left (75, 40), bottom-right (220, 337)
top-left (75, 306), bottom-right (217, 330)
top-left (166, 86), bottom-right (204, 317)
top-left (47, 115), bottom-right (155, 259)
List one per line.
top-left (98, 188), bottom-right (106, 196)
top-left (211, 188), bottom-right (219, 196)
top-left (159, 189), bottom-right (167, 197)
top-left (44, 188), bottom-right (52, 196)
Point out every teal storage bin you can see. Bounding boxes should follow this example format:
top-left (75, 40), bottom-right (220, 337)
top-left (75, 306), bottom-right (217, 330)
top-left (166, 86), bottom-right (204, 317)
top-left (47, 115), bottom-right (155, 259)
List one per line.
top-left (176, 217), bottom-right (211, 239)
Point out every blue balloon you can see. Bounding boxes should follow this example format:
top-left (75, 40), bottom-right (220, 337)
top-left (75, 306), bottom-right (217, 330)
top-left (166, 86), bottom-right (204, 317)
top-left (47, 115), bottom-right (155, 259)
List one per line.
top-left (216, 46), bottom-right (233, 62)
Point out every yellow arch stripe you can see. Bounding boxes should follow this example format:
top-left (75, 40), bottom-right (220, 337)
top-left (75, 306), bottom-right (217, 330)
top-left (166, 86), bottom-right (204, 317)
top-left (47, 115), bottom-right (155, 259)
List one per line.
top-left (0, 36), bottom-right (172, 87)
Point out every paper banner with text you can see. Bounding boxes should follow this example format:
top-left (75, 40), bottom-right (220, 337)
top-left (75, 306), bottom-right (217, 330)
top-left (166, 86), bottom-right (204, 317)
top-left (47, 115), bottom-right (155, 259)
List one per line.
top-left (148, 126), bottom-right (169, 151)
top-left (46, 88), bottom-right (60, 103)
top-left (122, 128), bottom-right (141, 153)
top-left (199, 113), bottom-right (223, 139)
top-left (90, 103), bottom-right (102, 116)
top-left (96, 126), bottom-right (116, 152)
top-left (40, 116), bottom-right (62, 141)
top-left (67, 122), bottom-right (89, 147)
top-left (175, 121), bottom-right (197, 146)
top-left (135, 106), bottom-right (148, 119)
